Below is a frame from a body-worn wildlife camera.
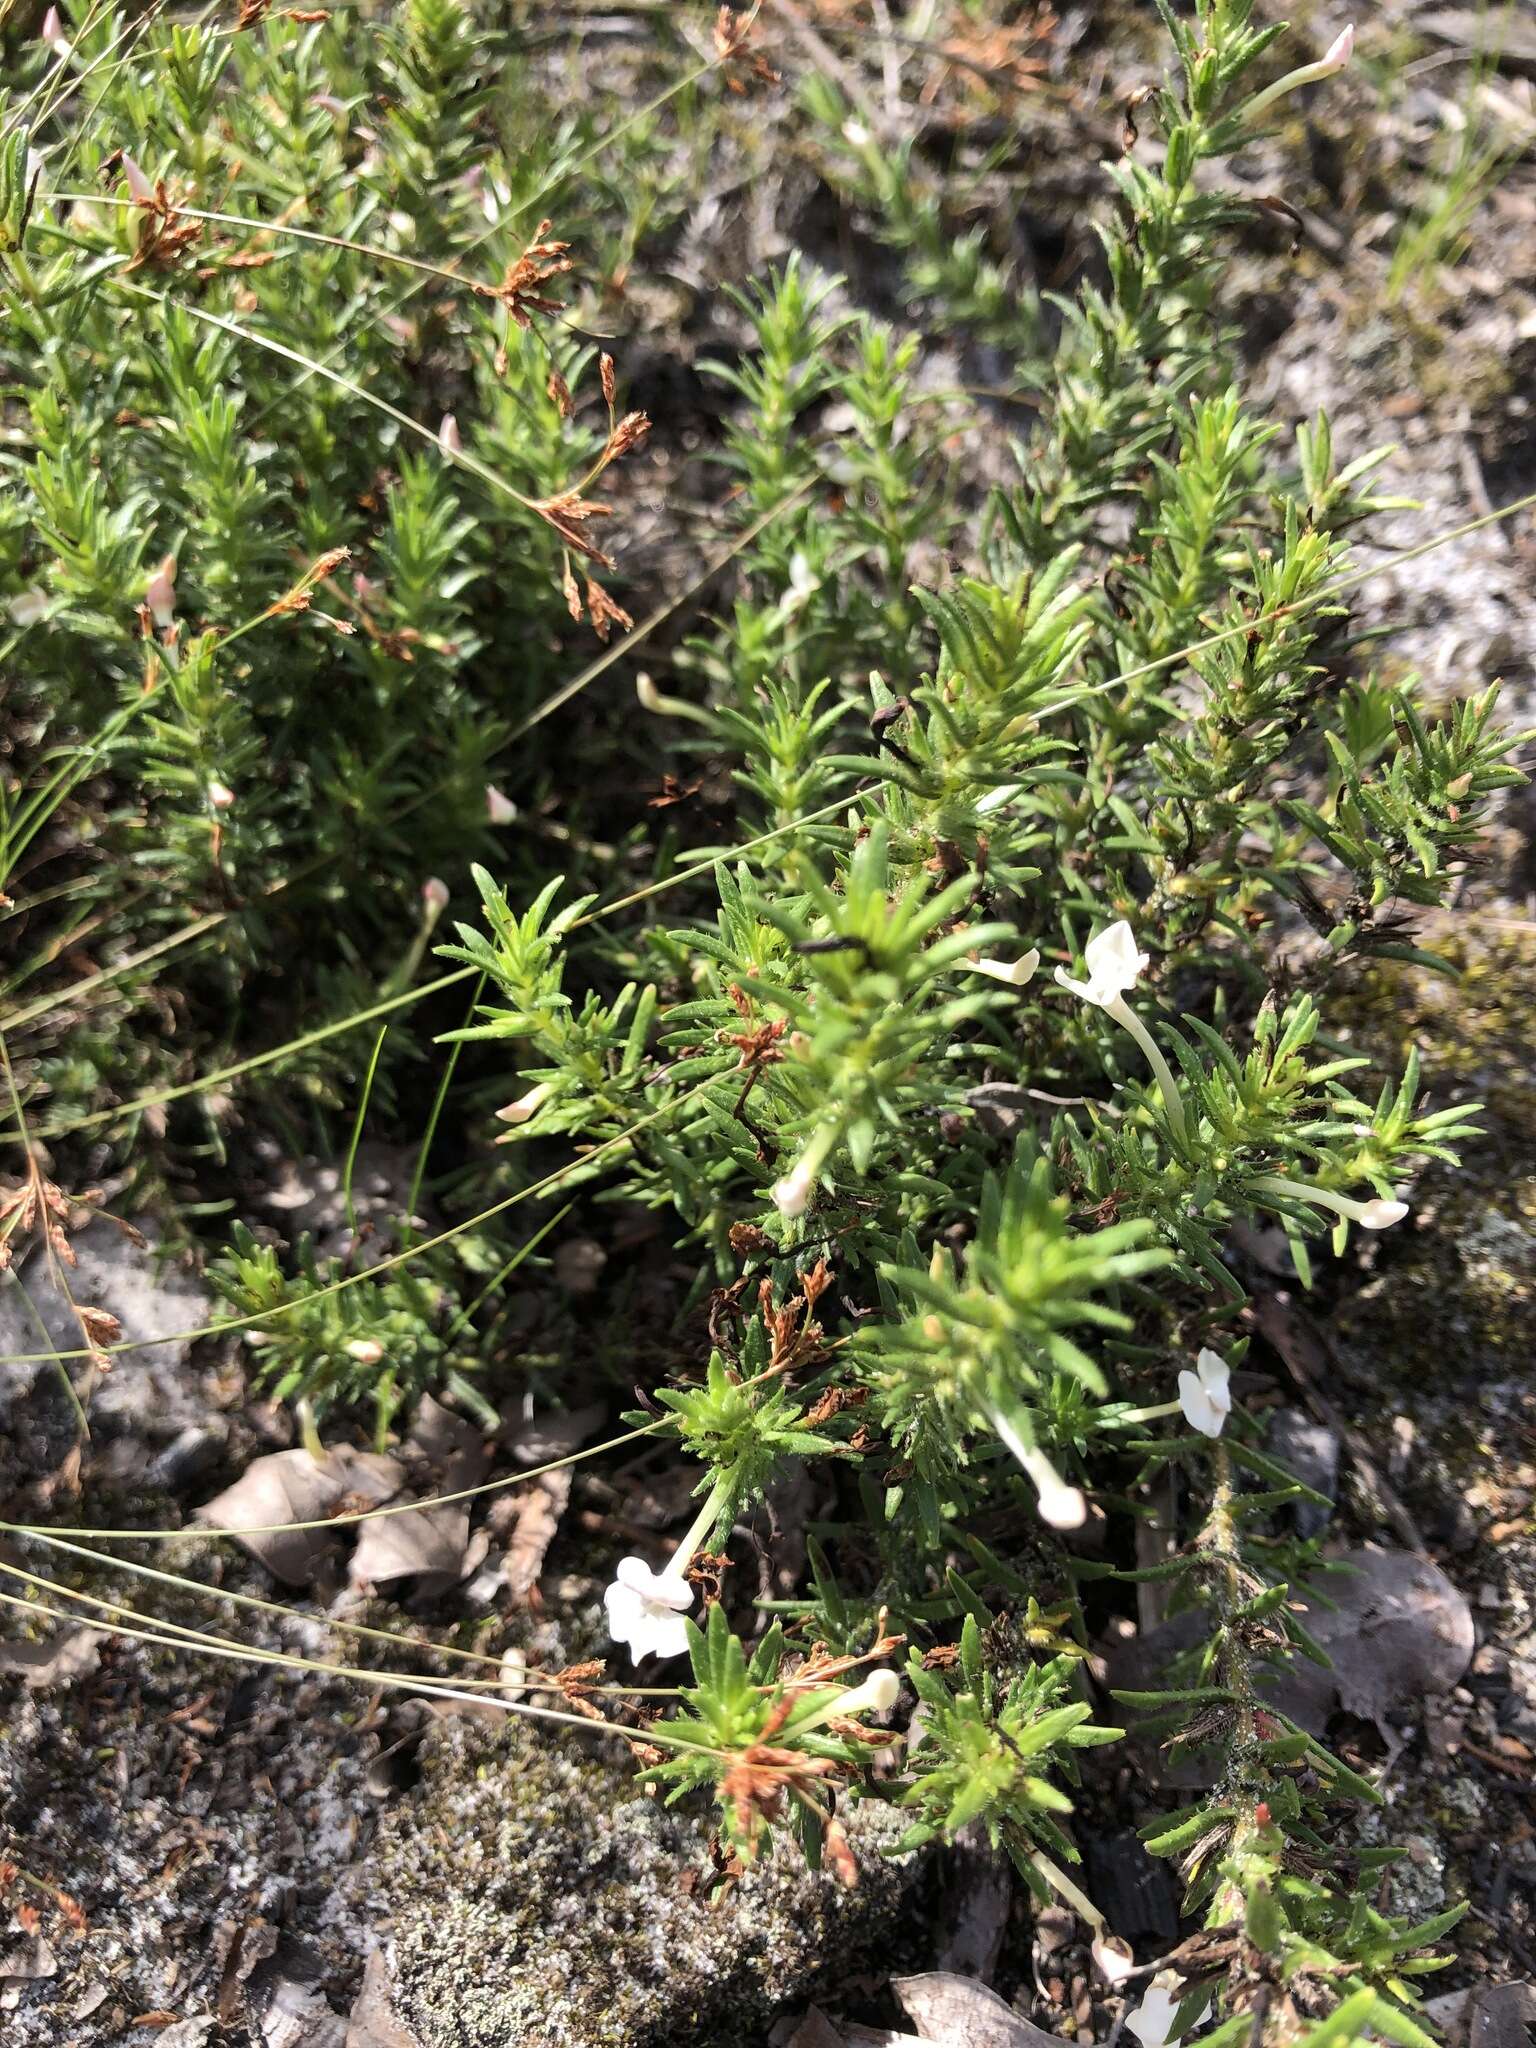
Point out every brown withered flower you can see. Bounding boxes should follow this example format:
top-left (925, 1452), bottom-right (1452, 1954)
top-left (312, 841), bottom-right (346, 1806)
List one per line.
top-left (474, 219), bottom-right (574, 335)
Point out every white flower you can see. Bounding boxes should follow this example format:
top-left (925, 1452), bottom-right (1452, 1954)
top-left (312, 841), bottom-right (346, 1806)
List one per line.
top-left (206, 780), bottom-right (235, 811)
top-left (438, 412), bottom-right (462, 455)
top-left (1248, 1174), bottom-right (1409, 1233)
top-left (794, 1667), bottom-right (900, 1731)
top-left (772, 1160), bottom-right (815, 1218)
top-left (1054, 920), bottom-right (1148, 1009)
top-left (970, 949), bottom-right (1040, 990)
top-left (1127, 1979), bottom-right (1183, 2048)
top-left (1092, 1933), bottom-right (1136, 1984)
top-left (495, 1081), bottom-right (552, 1125)
top-left (1032, 1468), bottom-right (1089, 1530)
top-left (783, 550), bottom-right (821, 613)
top-left (345, 1338), bottom-right (384, 1365)
top-left (485, 784), bottom-right (517, 826)
top-left (1246, 23), bottom-right (1355, 120)
top-left (40, 7), bottom-right (66, 46)
top-left (991, 1410), bottom-right (1088, 1530)
top-left (1178, 1348), bottom-right (1231, 1438)
top-left (842, 118), bottom-right (871, 147)
top-left (603, 1554), bottom-right (694, 1662)
top-left (420, 876), bottom-right (449, 915)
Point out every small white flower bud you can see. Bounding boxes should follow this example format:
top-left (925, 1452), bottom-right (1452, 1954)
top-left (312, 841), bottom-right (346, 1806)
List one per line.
top-left (495, 1081), bottom-right (552, 1125)
top-left (485, 785), bottom-right (517, 826)
top-left (1320, 23), bottom-right (1355, 74)
top-left (438, 412), bottom-right (462, 455)
top-left (1357, 1197), bottom-right (1408, 1230)
top-left (772, 1161), bottom-right (815, 1218)
top-left (970, 949), bottom-right (1041, 990)
top-left (421, 876), bottom-right (449, 915)
top-left (345, 1339), bottom-right (385, 1365)
top-left (121, 152), bottom-right (154, 204)
top-left (206, 780), bottom-right (235, 811)
top-left (144, 554), bottom-right (177, 627)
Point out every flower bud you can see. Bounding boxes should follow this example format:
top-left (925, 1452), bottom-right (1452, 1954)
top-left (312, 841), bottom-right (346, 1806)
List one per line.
top-left (772, 1161), bottom-right (815, 1218)
top-left (121, 152), bottom-right (154, 204)
top-left (485, 785), bottom-right (517, 826)
top-left (421, 876), bottom-right (449, 916)
top-left (206, 780), bottom-right (235, 811)
top-left (144, 554), bottom-right (177, 628)
top-left (346, 1339), bottom-right (385, 1365)
top-left (495, 1081), bottom-right (552, 1124)
top-left (1320, 23), bottom-right (1355, 74)
top-left (438, 412), bottom-right (462, 456)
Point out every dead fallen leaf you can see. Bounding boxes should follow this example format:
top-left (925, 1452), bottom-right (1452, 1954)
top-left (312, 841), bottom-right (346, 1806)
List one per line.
top-left (776, 2008), bottom-right (849, 2048)
top-left (0, 1623), bottom-right (100, 1690)
top-left (496, 1468), bottom-right (571, 1600)
top-left (350, 1396), bottom-right (489, 1597)
top-left (1426, 1983), bottom-right (1536, 2048)
top-left (197, 1448), bottom-right (403, 1586)
top-left (1261, 1547), bottom-right (1475, 1738)
top-left (893, 1973), bottom-right (1073, 2048)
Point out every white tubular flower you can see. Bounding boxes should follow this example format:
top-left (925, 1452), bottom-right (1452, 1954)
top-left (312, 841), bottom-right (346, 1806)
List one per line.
top-left (1178, 1348), bottom-right (1232, 1439)
top-left (438, 412), bottom-right (462, 455)
top-left (41, 7), bottom-right (67, 48)
top-left (991, 1410), bottom-right (1087, 1531)
top-left (772, 1160), bottom-right (816, 1219)
top-left (793, 1667), bottom-right (900, 1733)
top-left (970, 948), bottom-right (1041, 991)
top-left (144, 553), bottom-right (177, 628)
top-left (1248, 1174), bottom-right (1408, 1231)
top-left (1055, 921), bottom-right (1187, 1145)
top-left (485, 784), bottom-right (517, 826)
top-left (1246, 23), bottom-right (1354, 120)
top-left (1053, 920), bottom-right (1148, 1008)
top-left (602, 1556), bottom-right (694, 1662)
top-left (495, 1081), bottom-right (553, 1125)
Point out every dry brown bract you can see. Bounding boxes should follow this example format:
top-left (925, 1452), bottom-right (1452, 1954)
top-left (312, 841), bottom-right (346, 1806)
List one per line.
top-left (715, 7), bottom-right (781, 91)
top-left (474, 219), bottom-right (574, 365)
top-left (0, 1176), bottom-right (140, 1274)
top-left (122, 177), bottom-right (202, 273)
